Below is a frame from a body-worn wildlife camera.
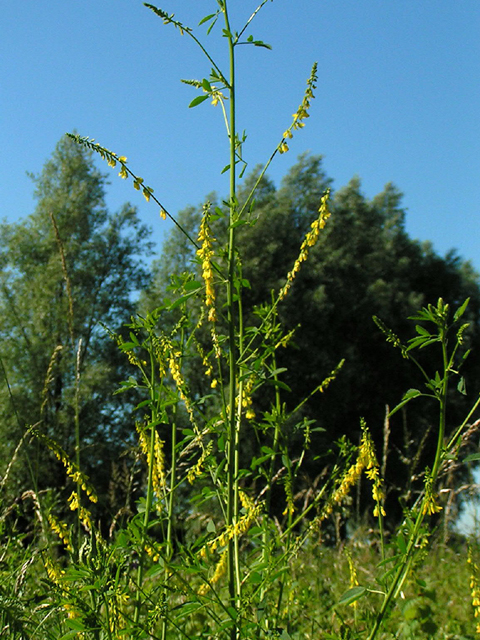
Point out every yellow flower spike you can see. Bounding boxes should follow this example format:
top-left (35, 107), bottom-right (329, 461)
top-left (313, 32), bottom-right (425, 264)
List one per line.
top-left (279, 189), bottom-right (331, 300)
top-left (48, 514), bottom-right (73, 552)
top-left (345, 548), bottom-right (359, 608)
top-left (422, 469), bottom-right (442, 516)
top-left (468, 547), bottom-right (480, 630)
top-left (196, 202), bottom-right (217, 322)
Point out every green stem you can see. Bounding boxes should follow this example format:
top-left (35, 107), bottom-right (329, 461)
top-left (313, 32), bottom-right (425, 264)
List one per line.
top-left (161, 324), bottom-right (184, 640)
top-left (368, 326), bottom-right (450, 640)
top-left (223, 3), bottom-right (240, 637)
top-left (133, 349), bottom-right (158, 626)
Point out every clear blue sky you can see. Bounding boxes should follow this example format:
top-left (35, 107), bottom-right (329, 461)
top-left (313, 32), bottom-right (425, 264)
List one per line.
top-left (1, 1), bottom-right (479, 268)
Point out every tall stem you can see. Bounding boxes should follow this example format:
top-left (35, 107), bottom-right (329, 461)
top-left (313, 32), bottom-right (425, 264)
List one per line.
top-left (223, 2), bottom-right (241, 637)
top-left (133, 350), bottom-right (157, 626)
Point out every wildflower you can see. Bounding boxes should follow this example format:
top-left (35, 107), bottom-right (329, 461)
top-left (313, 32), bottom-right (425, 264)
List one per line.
top-left (30, 428), bottom-right (97, 503)
top-left (280, 62), bottom-right (317, 149)
top-left (345, 548), bottom-right (359, 608)
top-left (240, 375), bottom-right (256, 421)
top-left (282, 474), bottom-right (295, 517)
top-left (143, 186), bottom-right (154, 202)
top-left (279, 190), bottom-right (331, 300)
top-left (160, 208), bottom-right (167, 220)
top-left (187, 441), bottom-right (213, 484)
top-left (153, 431), bottom-right (167, 508)
top-left (422, 469), bottom-right (442, 516)
top-left (48, 514), bottom-right (72, 552)
top-left (133, 176), bottom-right (144, 190)
top-left (198, 550), bottom-right (228, 595)
top-left (210, 88), bottom-right (227, 106)
top-left (200, 490), bottom-right (261, 558)
top-left (468, 547), bottom-right (480, 632)
top-left (197, 202), bottom-right (216, 322)
top-left (44, 555), bottom-right (64, 582)
top-left (359, 420), bottom-right (386, 517)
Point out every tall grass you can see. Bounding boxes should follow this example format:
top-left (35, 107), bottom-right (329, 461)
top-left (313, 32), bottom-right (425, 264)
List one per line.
top-left (1, 2), bottom-right (480, 639)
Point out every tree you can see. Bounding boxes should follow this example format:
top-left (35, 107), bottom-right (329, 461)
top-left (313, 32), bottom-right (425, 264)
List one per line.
top-left (142, 153), bottom-right (480, 525)
top-left (0, 135), bottom-right (153, 509)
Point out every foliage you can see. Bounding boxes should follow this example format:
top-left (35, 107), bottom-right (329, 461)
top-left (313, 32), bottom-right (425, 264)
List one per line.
top-left (0, 135), bottom-right (153, 508)
top-left (143, 155), bottom-right (480, 526)
top-left (1, 2), bottom-right (480, 640)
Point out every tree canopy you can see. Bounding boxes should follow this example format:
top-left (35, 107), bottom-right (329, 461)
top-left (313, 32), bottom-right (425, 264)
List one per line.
top-left (142, 153), bottom-right (480, 522)
top-left (0, 135), bottom-right (153, 506)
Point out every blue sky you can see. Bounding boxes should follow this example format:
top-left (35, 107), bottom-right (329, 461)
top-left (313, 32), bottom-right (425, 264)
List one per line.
top-left (1, 1), bottom-right (479, 269)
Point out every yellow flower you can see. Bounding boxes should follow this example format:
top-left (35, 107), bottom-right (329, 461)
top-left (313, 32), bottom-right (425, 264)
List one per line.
top-left (422, 469), bottom-right (442, 516)
top-left (196, 203), bottom-right (216, 322)
top-left (279, 190), bottom-right (331, 300)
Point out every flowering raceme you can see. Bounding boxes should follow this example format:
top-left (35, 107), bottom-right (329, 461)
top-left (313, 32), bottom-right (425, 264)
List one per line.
top-left (279, 189), bottom-right (331, 300)
top-left (197, 203), bottom-right (216, 322)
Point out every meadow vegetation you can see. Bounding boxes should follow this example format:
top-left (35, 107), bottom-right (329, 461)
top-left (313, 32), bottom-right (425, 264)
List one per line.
top-left (1, 2), bottom-right (480, 638)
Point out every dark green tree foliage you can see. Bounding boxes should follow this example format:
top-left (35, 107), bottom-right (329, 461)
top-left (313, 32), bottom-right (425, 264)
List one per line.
top-left (0, 135), bottom-right (153, 505)
top-left (144, 153), bottom-right (480, 522)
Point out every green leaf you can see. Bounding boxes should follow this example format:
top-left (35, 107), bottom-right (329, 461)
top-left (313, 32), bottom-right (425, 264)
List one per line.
top-left (198, 13), bottom-right (216, 26)
top-left (464, 453), bottom-right (480, 463)
top-left (415, 324), bottom-right (431, 336)
top-left (65, 618), bottom-right (87, 632)
top-left (457, 376), bottom-right (467, 395)
top-left (337, 586), bottom-right (366, 606)
top-left (188, 94), bottom-right (210, 108)
top-left (183, 279), bottom-right (203, 292)
top-left (388, 388), bottom-right (422, 416)
top-left (202, 78), bottom-right (212, 92)
top-left (253, 40), bottom-right (272, 50)
top-left (221, 164), bottom-right (231, 174)
top-left (454, 297), bottom-right (470, 322)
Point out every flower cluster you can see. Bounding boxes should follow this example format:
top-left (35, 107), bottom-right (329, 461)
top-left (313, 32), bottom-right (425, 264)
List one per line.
top-left (278, 62), bottom-right (318, 154)
top-left (358, 422), bottom-right (386, 517)
top-left (240, 375), bottom-right (256, 421)
top-left (345, 548), bottom-right (359, 608)
top-left (48, 514), bottom-right (72, 552)
top-left (279, 190), bottom-right (331, 300)
top-left (187, 440), bottom-right (213, 484)
top-left (421, 469), bottom-right (442, 516)
top-left (468, 547), bottom-right (480, 632)
top-left (136, 423), bottom-right (167, 510)
top-left (66, 134), bottom-right (167, 220)
top-left (197, 203), bottom-right (217, 323)
top-left (321, 421), bottom-right (385, 521)
top-left (200, 490), bottom-right (261, 560)
top-left (153, 431), bottom-right (167, 508)
top-left (68, 491), bottom-right (93, 532)
top-left (31, 428), bottom-right (97, 503)
top-left (198, 550), bottom-right (228, 596)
